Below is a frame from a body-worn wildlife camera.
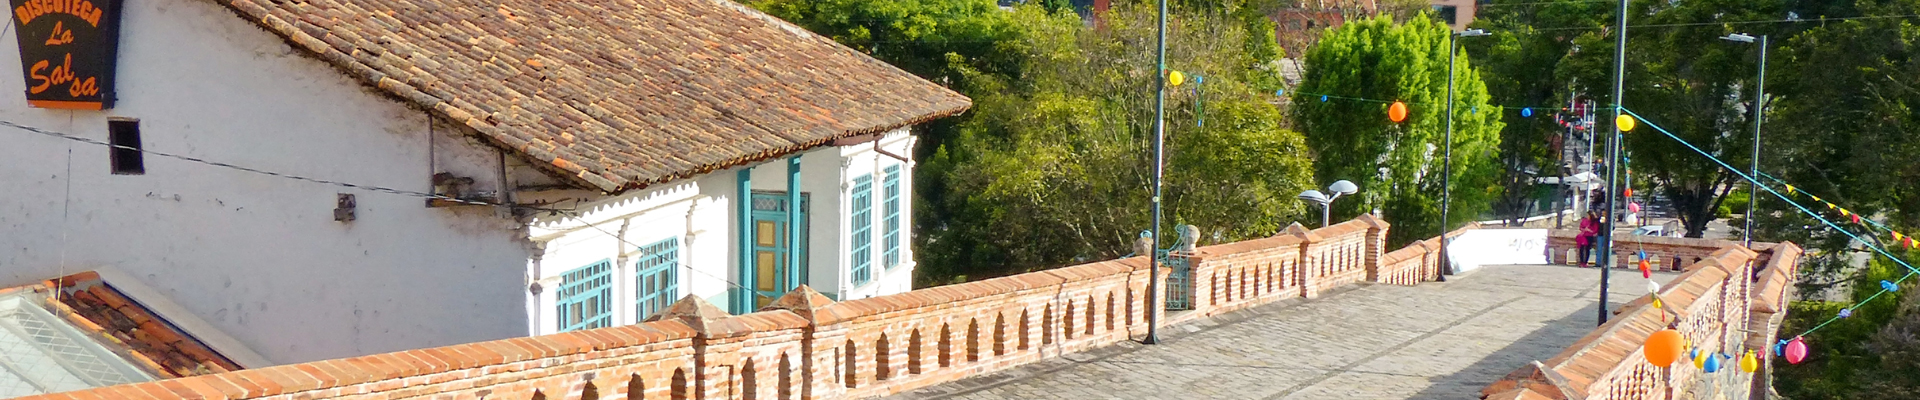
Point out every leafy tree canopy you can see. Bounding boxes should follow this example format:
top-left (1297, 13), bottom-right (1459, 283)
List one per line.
top-left (1292, 13), bottom-right (1505, 245)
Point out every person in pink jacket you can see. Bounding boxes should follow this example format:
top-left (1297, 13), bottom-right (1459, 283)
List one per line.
top-left (1576, 210), bottom-right (1601, 267)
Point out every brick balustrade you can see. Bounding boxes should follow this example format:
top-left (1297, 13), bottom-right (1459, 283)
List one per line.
top-left (23, 215), bottom-right (1460, 400)
top-left (1546, 230), bottom-right (1736, 271)
top-left (1483, 238), bottom-right (1802, 400)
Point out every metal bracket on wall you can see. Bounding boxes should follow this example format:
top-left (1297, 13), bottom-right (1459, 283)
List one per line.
top-left (334, 193), bottom-right (356, 222)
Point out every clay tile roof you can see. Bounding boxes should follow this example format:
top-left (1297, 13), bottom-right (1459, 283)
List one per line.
top-left (0, 271), bottom-right (244, 393)
top-left (219, 0), bottom-right (972, 193)
top-left (45, 273), bottom-right (245, 379)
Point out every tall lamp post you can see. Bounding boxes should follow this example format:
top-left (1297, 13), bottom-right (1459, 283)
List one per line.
top-left (1441, 28), bottom-right (1490, 282)
top-left (1597, 0), bottom-right (1629, 326)
top-left (1298, 180), bottom-right (1360, 227)
top-left (1721, 33), bottom-right (1767, 248)
top-left (1144, 0), bottom-right (1170, 346)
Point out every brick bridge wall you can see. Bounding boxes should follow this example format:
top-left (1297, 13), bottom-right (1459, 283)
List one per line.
top-left (1545, 230), bottom-right (1733, 271)
top-left (1483, 237), bottom-right (1802, 400)
top-left (23, 215), bottom-right (1460, 400)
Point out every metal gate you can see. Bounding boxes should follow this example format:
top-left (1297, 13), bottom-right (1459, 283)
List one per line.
top-left (1158, 248), bottom-right (1195, 311)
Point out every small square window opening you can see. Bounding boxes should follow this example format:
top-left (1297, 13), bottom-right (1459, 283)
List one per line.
top-left (108, 120), bottom-right (143, 175)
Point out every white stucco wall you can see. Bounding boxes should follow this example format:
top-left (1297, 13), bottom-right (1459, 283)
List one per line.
top-left (0, 0), bottom-right (530, 364)
top-left (525, 128), bottom-right (919, 335)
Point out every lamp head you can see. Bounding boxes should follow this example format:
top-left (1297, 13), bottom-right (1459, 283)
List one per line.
top-left (1457, 29), bottom-right (1490, 37)
top-left (1720, 33), bottom-right (1756, 43)
top-left (1298, 190), bottom-right (1330, 204)
top-left (1329, 180), bottom-right (1360, 195)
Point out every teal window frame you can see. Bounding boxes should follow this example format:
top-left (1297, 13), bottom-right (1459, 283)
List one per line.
top-left (635, 238), bottom-right (679, 321)
top-left (850, 175), bottom-right (874, 286)
top-left (556, 260), bottom-right (613, 332)
top-left (882, 165), bottom-right (902, 269)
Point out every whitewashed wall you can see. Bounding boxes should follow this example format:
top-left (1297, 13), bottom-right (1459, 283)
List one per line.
top-left (525, 128), bottom-right (918, 335)
top-left (838, 129), bottom-right (916, 301)
top-left (0, 0), bottom-right (531, 364)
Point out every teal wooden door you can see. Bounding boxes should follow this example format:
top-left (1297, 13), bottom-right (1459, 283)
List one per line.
top-left (749, 192), bottom-right (807, 308)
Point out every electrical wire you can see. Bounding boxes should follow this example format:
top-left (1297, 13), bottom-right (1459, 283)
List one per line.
top-left (1620, 107), bottom-right (1917, 340)
top-left (0, 118), bottom-right (763, 294)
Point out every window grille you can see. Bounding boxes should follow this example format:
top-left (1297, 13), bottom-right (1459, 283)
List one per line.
top-left (851, 175), bottom-right (874, 285)
top-left (556, 260), bottom-right (613, 331)
top-left (635, 238), bottom-right (679, 320)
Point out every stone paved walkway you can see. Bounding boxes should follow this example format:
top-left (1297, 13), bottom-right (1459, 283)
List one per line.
top-left (887, 264), bottom-right (1676, 400)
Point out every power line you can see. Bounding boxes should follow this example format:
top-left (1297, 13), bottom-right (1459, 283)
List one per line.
top-left (1521, 13), bottom-right (1920, 33)
top-left (0, 118), bottom-right (760, 294)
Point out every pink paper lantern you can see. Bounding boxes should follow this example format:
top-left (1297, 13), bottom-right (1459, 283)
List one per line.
top-left (1785, 337), bottom-right (1809, 364)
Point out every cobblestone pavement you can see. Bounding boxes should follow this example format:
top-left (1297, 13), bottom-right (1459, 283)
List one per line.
top-left (888, 264), bottom-right (1675, 400)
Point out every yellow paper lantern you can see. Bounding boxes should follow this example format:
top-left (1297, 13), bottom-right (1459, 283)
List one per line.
top-left (1168, 70), bottom-right (1185, 87)
top-left (1617, 114), bottom-right (1636, 132)
top-left (1740, 350), bottom-right (1759, 373)
top-left (1694, 349), bottom-right (1709, 368)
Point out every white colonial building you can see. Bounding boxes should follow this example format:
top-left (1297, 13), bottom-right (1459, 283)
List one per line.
top-left (0, 0), bottom-right (966, 367)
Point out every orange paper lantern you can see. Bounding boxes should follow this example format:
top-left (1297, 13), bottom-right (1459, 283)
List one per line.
top-left (1388, 101), bottom-right (1408, 122)
top-left (1625, 187), bottom-right (1634, 197)
top-left (1645, 329), bottom-right (1685, 367)
top-left (1640, 259), bottom-right (1652, 278)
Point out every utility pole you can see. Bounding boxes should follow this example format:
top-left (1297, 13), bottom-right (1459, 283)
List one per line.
top-left (1144, 0), bottom-right (1168, 345)
top-left (1598, 0), bottom-right (1629, 326)
top-left (1746, 35), bottom-right (1768, 248)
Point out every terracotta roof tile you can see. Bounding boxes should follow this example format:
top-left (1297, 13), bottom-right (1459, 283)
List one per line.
top-left (46, 273), bottom-right (245, 379)
top-left (215, 0), bottom-right (972, 193)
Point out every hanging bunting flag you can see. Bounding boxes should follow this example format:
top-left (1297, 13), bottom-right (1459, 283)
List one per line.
top-left (1194, 75), bottom-right (1205, 128)
top-left (1852, 214), bottom-right (1863, 224)
top-left (1883, 280), bottom-right (1899, 292)
top-left (1894, 231), bottom-right (1905, 242)
top-left (1786, 184), bottom-right (1797, 194)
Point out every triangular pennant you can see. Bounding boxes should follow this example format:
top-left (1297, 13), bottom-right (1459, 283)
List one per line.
top-left (1894, 232), bottom-right (1905, 242)
top-left (1786, 184), bottom-right (1797, 194)
top-left (1852, 214), bottom-right (1863, 224)
top-left (1842, 208), bottom-right (1853, 216)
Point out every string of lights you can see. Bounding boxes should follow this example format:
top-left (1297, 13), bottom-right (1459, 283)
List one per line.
top-left (1618, 107), bottom-right (1916, 342)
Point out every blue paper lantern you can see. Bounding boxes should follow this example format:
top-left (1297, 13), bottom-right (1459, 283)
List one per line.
top-left (1638, 250), bottom-right (1648, 260)
top-left (1522, 108), bottom-right (1534, 117)
top-left (1839, 308), bottom-right (1854, 318)
top-left (1276, 89), bottom-right (1285, 97)
top-left (1884, 280), bottom-right (1899, 292)
top-left (1471, 106), bottom-right (1478, 114)
top-left (1320, 95), bottom-right (1329, 102)
top-left (1704, 353), bottom-right (1724, 373)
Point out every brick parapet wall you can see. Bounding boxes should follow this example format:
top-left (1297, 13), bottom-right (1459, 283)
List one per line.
top-left (1483, 238), bottom-right (1800, 400)
top-left (1546, 230), bottom-right (1735, 270)
top-left (27, 216), bottom-right (1454, 400)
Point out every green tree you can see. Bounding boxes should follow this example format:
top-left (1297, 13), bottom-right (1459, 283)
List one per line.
top-left (1292, 14), bottom-right (1505, 245)
top-left (1465, 0), bottom-right (1613, 225)
top-left (917, 1), bottom-right (1315, 284)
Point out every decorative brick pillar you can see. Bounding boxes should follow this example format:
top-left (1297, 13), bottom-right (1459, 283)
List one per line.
top-left (1357, 214), bottom-right (1390, 282)
top-left (1284, 223), bottom-right (1326, 298)
top-left (652, 296), bottom-right (751, 400)
top-left (763, 286), bottom-right (847, 400)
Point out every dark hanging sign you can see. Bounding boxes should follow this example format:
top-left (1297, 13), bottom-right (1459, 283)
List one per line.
top-left (10, 0), bottom-right (123, 110)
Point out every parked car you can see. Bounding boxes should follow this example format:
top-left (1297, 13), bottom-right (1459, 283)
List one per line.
top-left (1631, 224), bottom-right (1682, 238)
